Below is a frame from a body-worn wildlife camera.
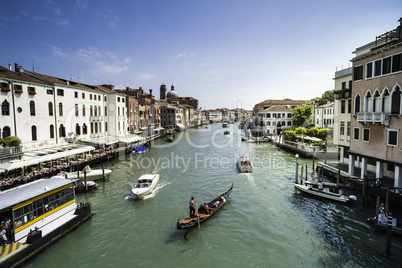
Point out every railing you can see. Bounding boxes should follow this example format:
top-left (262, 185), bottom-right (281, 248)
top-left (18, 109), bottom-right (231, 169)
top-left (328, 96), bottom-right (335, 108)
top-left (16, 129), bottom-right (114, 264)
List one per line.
top-left (90, 116), bottom-right (103, 121)
top-left (357, 112), bottom-right (389, 126)
top-left (0, 146), bottom-right (23, 158)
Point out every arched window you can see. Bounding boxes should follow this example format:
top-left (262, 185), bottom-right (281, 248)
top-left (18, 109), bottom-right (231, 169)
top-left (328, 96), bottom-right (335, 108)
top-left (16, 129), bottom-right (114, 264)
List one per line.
top-left (59, 124), bottom-right (65, 137)
top-left (98, 106), bottom-right (101, 116)
top-left (48, 102), bottom-right (53, 116)
top-left (354, 94), bottom-right (361, 114)
top-left (105, 106), bottom-right (107, 116)
top-left (99, 123), bottom-right (102, 133)
top-left (118, 107), bottom-right (120, 116)
top-left (391, 86), bottom-right (401, 114)
top-left (90, 105), bottom-right (93, 116)
top-left (105, 122), bottom-right (108, 132)
top-left (50, 125), bottom-right (54, 138)
top-left (75, 104), bottom-right (79, 116)
top-left (94, 105), bottom-right (97, 116)
top-left (30, 101), bottom-right (36, 116)
top-left (59, 103), bottom-right (63, 116)
top-left (82, 105), bottom-right (86, 116)
top-left (2, 126), bottom-right (10, 138)
top-left (31, 125), bottom-right (37, 141)
top-left (95, 122), bottom-right (98, 133)
top-left (373, 90), bottom-right (381, 112)
top-left (365, 91), bottom-right (372, 112)
top-left (83, 123), bottom-right (87, 134)
top-left (76, 123), bottom-right (81, 135)
top-left (90, 122), bottom-right (94, 134)
top-left (382, 89), bottom-right (390, 113)
top-left (1, 100), bottom-right (10, 115)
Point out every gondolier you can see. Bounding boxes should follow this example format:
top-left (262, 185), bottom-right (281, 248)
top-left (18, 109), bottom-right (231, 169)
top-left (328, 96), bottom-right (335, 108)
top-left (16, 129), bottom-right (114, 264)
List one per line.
top-left (189, 197), bottom-right (195, 218)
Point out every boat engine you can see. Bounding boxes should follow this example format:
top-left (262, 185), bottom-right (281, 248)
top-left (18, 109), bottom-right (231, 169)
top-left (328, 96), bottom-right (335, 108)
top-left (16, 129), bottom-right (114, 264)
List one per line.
top-left (348, 195), bottom-right (357, 201)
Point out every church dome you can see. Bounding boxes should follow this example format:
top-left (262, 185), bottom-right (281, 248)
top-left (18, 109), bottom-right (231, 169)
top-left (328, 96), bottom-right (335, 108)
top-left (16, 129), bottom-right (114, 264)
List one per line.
top-left (167, 85), bottom-right (179, 98)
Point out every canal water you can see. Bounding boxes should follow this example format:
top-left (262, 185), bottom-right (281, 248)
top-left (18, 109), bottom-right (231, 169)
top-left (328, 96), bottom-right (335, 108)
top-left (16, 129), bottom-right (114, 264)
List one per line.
top-left (24, 123), bottom-right (402, 267)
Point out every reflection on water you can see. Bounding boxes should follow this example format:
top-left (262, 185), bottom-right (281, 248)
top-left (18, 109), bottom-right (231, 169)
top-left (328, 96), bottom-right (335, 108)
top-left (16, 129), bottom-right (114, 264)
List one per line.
top-left (23, 123), bottom-right (402, 268)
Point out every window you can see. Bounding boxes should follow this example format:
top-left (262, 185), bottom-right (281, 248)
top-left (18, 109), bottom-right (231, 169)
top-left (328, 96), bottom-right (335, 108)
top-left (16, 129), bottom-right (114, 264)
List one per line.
top-left (31, 125), bottom-right (37, 141)
top-left (353, 127), bottom-right (360, 141)
top-left (59, 103), bottom-right (63, 116)
top-left (82, 93), bottom-right (85, 99)
top-left (90, 105), bottom-right (93, 116)
top-left (354, 95), bottom-right (361, 114)
top-left (2, 126), bottom-right (11, 138)
top-left (340, 121), bottom-right (345, 140)
top-left (30, 101), bottom-right (35, 116)
top-left (90, 123), bottom-right (94, 134)
top-left (105, 122), bottom-right (108, 132)
top-left (83, 123), bottom-right (87, 134)
top-left (59, 124), bottom-right (65, 137)
top-left (347, 122), bottom-right (350, 141)
top-left (47, 89), bottom-right (53, 95)
top-left (14, 84), bottom-right (22, 92)
top-left (392, 53), bottom-right (402, 73)
top-left (76, 124), bottom-right (81, 135)
top-left (98, 106), bottom-right (101, 116)
top-left (74, 91), bottom-right (78, 98)
top-left (347, 100), bottom-right (351, 114)
top-left (75, 104), bottom-right (79, 116)
top-left (83, 105), bottom-right (86, 116)
top-left (57, 89), bottom-right (64, 96)
top-left (94, 105), bottom-right (97, 116)
top-left (117, 97), bottom-right (120, 102)
top-left (341, 100), bottom-right (345, 114)
top-left (48, 102), bottom-right (53, 116)
top-left (2, 100), bottom-right (10, 115)
top-left (353, 65), bottom-right (363, 81)
top-left (105, 106), bottom-right (107, 116)
top-left (391, 86), bottom-right (401, 115)
top-left (341, 81), bottom-right (346, 90)
top-left (387, 129), bottom-right (398, 146)
top-left (90, 94), bottom-right (92, 100)
top-left (366, 62), bottom-right (373, 78)
top-left (383, 57), bottom-right (391, 75)
top-left (50, 125), bottom-right (54, 139)
top-left (98, 95), bottom-right (100, 101)
top-left (374, 60), bottom-right (382, 76)
top-left (363, 128), bottom-right (370, 142)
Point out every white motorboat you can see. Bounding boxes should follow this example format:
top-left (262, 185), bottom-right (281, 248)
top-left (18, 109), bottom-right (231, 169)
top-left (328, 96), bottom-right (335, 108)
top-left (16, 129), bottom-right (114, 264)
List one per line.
top-left (131, 173), bottom-right (160, 198)
top-left (62, 165), bottom-right (112, 181)
top-left (237, 156), bottom-right (253, 173)
top-left (294, 183), bottom-right (356, 203)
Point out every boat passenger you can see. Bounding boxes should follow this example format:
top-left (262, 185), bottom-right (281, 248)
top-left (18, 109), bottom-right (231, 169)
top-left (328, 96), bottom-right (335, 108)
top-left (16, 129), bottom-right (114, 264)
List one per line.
top-left (189, 197), bottom-right (195, 218)
top-left (203, 202), bottom-right (209, 214)
top-left (0, 226), bottom-right (7, 246)
top-left (318, 181), bottom-right (323, 191)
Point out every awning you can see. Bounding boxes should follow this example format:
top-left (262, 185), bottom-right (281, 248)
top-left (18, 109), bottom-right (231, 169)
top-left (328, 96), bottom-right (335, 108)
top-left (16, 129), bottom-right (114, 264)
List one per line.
top-left (0, 144), bottom-right (95, 172)
top-left (118, 134), bottom-right (144, 144)
top-left (85, 136), bottom-right (120, 145)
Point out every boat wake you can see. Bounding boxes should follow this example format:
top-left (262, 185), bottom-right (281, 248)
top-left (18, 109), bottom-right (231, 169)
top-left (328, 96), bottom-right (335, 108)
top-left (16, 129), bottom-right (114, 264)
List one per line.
top-left (125, 181), bottom-right (172, 200)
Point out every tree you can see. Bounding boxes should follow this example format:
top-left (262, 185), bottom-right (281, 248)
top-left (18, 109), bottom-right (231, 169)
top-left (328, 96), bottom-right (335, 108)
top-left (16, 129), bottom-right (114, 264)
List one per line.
top-left (0, 136), bottom-right (22, 147)
top-left (317, 90), bottom-right (334, 106)
top-left (292, 104), bottom-right (313, 128)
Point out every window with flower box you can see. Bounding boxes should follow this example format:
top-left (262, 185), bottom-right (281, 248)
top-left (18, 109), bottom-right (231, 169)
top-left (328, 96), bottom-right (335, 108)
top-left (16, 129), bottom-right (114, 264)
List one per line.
top-left (1, 82), bottom-right (10, 92)
top-left (28, 86), bottom-right (36, 95)
top-left (14, 84), bottom-right (23, 93)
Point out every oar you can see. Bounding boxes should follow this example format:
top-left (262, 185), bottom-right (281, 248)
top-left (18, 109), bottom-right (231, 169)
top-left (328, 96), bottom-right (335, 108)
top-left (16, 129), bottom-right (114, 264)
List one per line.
top-left (195, 201), bottom-right (202, 241)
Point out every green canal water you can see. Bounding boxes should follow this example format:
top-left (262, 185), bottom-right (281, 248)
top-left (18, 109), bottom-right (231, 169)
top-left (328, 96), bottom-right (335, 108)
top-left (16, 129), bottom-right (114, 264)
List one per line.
top-left (23, 123), bottom-right (402, 267)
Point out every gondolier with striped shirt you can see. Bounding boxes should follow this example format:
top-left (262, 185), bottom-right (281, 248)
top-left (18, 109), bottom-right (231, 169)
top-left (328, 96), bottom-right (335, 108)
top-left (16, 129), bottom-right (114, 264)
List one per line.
top-left (189, 197), bottom-right (195, 218)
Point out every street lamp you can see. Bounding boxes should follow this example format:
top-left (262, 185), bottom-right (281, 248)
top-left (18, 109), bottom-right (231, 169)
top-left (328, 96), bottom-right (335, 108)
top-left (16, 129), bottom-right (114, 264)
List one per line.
top-left (295, 154), bottom-right (299, 184)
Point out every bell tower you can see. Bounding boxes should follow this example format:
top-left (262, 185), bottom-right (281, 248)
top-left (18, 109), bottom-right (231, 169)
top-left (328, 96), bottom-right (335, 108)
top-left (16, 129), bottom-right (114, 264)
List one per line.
top-left (160, 84), bottom-right (167, 100)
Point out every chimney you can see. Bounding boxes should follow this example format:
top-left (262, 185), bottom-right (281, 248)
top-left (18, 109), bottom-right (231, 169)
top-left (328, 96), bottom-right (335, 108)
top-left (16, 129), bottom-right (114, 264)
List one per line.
top-left (14, 63), bottom-right (19, 72)
top-left (8, 64), bottom-right (11, 70)
top-left (149, 89), bottom-right (153, 96)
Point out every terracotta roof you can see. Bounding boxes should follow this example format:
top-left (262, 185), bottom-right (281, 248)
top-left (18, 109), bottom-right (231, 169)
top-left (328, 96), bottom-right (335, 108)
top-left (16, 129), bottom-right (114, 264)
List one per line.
top-left (0, 66), bottom-right (49, 86)
top-left (262, 105), bottom-right (293, 112)
top-left (317, 102), bottom-right (334, 108)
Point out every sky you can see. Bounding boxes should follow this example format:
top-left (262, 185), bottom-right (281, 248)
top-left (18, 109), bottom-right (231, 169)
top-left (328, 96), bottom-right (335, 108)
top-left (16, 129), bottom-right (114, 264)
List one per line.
top-left (0, 0), bottom-right (401, 110)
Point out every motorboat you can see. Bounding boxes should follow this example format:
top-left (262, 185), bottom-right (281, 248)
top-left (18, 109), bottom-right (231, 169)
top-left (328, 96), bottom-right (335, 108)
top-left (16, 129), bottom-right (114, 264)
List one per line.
top-left (52, 172), bottom-right (98, 193)
top-left (61, 165), bottom-right (112, 181)
top-left (224, 130), bottom-right (230, 135)
top-left (294, 183), bottom-right (356, 203)
top-left (131, 173), bottom-right (160, 198)
top-left (222, 122), bottom-right (229, 128)
top-left (237, 156), bottom-right (253, 173)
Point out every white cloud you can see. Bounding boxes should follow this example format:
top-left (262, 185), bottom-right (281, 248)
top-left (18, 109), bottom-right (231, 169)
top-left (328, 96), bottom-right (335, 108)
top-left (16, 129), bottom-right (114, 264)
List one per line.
top-left (137, 73), bottom-right (156, 81)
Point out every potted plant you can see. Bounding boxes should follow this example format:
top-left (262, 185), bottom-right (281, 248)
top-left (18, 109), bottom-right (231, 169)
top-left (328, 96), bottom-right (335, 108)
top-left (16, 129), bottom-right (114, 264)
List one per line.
top-left (14, 85), bottom-right (23, 93)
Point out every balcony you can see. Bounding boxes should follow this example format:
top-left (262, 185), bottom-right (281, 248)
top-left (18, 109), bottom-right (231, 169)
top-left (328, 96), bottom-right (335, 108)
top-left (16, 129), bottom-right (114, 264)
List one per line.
top-left (90, 116), bottom-right (103, 121)
top-left (357, 112), bottom-right (389, 126)
top-left (334, 89), bottom-right (351, 100)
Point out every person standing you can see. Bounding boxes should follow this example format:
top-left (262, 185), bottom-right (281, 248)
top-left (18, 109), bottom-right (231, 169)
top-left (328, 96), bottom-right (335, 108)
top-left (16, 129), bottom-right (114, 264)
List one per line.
top-left (189, 197), bottom-right (195, 218)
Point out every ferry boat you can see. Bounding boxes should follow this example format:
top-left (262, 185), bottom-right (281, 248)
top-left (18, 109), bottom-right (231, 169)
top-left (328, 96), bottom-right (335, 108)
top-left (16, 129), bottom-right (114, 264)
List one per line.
top-left (237, 156), bottom-right (253, 173)
top-left (131, 173), bottom-right (159, 198)
top-left (0, 177), bottom-right (92, 267)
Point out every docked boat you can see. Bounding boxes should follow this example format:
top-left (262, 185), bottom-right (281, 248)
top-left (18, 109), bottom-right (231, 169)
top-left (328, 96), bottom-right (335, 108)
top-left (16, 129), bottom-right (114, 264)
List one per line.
top-left (52, 172), bottom-right (98, 193)
top-left (166, 136), bottom-right (174, 142)
top-left (222, 122), bottom-right (229, 128)
top-left (131, 173), bottom-right (160, 198)
top-left (0, 177), bottom-right (92, 267)
top-left (177, 184), bottom-right (233, 229)
top-left (237, 156), bottom-right (253, 173)
top-left (223, 130), bottom-right (230, 135)
top-left (294, 183), bottom-right (356, 203)
top-left (60, 165), bottom-right (112, 181)
top-left (136, 146), bottom-right (147, 154)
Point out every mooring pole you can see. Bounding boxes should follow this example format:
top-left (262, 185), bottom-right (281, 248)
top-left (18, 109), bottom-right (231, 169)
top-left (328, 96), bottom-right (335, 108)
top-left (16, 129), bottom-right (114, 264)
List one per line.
top-left (295, 159), bottom-right (299, 184)
top-left (84, 170), bottom-right (87, 192)
top-left (337, 169), bottom-right (340, 189)
top-left (102, 163), bottom-right (105, 181)
top-left (386, 212), bottom-right (392, 257)
top-left (375, 196), bottom-right (380, 232)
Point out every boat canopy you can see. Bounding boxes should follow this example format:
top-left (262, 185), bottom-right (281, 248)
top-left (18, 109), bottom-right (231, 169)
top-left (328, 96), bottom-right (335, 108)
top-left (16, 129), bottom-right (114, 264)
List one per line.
top-left (0, 177), bottom-right (74, 210)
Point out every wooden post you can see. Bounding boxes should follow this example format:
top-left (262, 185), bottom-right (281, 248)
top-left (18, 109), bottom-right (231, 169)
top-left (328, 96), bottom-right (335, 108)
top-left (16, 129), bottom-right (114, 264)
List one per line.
top-left (337, 169), bottom-right (340, 189)
top-left (386, 212), bottom-right (392, 257)
top-left (84, 170), bottom-right (87, 192)
top-left (317, 167), bottom-right (321, 182)
top-left (386, 186), bottom-right (390, 214)
top-left (300, 165), bottom-right (304, 185)
top-left (102, 163), bottom-right (105, 181)
top-left (295, 160), bottom-right (299, 184)
top-left (312, 148), bottom-right (315, 171)
top-left (362, 175), bottom-right (367, 205)
top-left (375, 196), bottom-right (380, 232)
top-left (305, 164), bottom-right (308, 182)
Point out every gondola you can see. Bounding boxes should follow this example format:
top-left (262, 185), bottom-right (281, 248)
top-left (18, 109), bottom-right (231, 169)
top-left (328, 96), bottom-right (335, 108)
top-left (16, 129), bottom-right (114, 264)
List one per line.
top-left (177, 184), bottom-right (233, 229)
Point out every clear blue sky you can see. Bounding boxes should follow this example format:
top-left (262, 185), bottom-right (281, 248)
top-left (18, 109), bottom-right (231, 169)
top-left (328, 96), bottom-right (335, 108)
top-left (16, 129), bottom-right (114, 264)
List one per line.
top-left (1, 0), bottom-right (401, 110)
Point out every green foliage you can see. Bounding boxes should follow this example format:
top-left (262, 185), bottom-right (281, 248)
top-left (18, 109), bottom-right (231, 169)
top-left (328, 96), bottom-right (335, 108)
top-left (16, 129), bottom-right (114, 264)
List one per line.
top-left (291, 104), bottom-right (313, 128)
top-left (317, 128), bottom-right (330, 139)
top-left (294, 127), bottom-right (306, 134)
top-left (283, 130), bottom-right (297, 142)
top-left (0, 136), bottom-right (22, 147)
top-left (307, 127), bottom-right (319, 137)
top-left (317, 90), bottom-right (334, 106)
